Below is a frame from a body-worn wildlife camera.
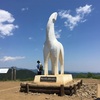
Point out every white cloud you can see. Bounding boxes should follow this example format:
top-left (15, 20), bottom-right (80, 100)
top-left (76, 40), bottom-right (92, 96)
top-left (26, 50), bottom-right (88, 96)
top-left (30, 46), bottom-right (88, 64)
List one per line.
top-left (0, 56), bottom-right (25, 62)
top-left (76, 4), bottom-right (92, 15)
top-left (0, 9), bottom-right (18, 38)
top-left (55, 29), bottom-right (62, 39)
top-left (58, 4), bottom-right (92, 30)
top-left (21, 7), bottom-right (29, 11)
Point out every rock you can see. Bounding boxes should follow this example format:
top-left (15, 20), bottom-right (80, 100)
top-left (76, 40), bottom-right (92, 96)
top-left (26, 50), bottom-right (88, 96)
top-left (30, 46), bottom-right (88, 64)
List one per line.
top-left (74, 82), bottom-right (97, 99)
top-left (45, 97), bottom-right (50, 99)
top-left (34, 93), bottom-right (40, 96)
top-left (15, 91), bottom-right (18, 93)
top-left (54, 93), bottom-right (56, 96)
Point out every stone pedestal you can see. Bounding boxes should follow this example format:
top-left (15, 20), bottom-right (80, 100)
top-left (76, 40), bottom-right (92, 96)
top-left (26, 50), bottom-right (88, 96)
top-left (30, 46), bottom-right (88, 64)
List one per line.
top-left (34, 74), bottom-right (73, 85)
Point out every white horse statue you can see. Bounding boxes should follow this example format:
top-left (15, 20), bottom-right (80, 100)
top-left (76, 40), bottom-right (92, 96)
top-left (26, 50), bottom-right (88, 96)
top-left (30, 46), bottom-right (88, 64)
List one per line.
top-left (43, 12), bottom-right (64, 75)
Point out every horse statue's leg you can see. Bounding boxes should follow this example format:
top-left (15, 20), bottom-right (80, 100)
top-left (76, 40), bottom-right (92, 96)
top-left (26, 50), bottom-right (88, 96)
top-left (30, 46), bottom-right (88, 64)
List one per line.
top-left (51, 58), bottom-right (59, 75)
top-left (43, 46), bottom-right (50, 75)
top-left (59, 44), bottom-right (64, 74)
top-left (51, 51), bottom-right (59, 75)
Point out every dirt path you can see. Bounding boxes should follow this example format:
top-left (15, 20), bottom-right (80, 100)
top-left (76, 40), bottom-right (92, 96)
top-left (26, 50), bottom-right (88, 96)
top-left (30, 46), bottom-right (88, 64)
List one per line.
top-left (0, 79), bottom-right (100, 100)
top-left (0, 86), bottom-right (19, 92)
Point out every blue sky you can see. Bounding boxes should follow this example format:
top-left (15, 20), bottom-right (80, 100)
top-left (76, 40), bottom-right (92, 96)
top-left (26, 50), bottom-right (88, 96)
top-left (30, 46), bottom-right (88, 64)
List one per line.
top-left (0, 0), bottom-right (100, 72)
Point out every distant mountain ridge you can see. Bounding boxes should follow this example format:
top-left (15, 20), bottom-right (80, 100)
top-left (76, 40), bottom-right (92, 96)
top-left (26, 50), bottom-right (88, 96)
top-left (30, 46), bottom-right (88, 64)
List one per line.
top-left (0, 68), bottom-right (100, 81)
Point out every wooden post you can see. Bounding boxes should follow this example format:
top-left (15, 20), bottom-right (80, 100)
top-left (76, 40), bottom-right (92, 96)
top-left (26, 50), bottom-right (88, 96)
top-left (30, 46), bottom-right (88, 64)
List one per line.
top-left (13, 67), bottom-right (16, 81)
top-left (77, 82), bottom-right (80, 89)
top-left (11, 67), bottom-right (16, 81)
top-left (11, 67), bottom-right (13, 80)
top-left (80, 80), bottom-right (83, 86)
top-left (73, 85), bottom-right (76, 94)
top-left (69, 86), bottom-right (73, 96)
top-left (60, 84), bottom-right (64, 96)
top-left (26, 84), bottom-right (29, 93)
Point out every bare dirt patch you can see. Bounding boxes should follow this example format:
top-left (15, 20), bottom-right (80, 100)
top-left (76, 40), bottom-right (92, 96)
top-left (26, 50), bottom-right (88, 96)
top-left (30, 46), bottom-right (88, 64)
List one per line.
top-left (0, 79), bottom-right (100, 100)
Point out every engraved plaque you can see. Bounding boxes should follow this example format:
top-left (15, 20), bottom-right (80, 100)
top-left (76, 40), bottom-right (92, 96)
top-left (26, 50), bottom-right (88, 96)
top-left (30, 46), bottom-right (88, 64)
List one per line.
top-left (40, 76), bottom-right (56, 82)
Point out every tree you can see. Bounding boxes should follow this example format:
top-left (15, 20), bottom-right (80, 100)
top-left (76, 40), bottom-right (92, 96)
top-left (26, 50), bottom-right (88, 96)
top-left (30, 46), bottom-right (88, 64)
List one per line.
top-left (87, 72), bottom-right (94, 78)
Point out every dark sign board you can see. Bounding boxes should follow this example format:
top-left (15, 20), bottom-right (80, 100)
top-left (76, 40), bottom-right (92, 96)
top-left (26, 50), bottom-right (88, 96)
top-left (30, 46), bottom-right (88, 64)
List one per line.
top-left (40, 76), bottom-right (56, 82)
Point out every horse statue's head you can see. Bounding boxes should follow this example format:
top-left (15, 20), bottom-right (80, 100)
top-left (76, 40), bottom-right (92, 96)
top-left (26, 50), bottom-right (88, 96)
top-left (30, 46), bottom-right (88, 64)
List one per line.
top-left (49, 12), bottom-right (58, 23)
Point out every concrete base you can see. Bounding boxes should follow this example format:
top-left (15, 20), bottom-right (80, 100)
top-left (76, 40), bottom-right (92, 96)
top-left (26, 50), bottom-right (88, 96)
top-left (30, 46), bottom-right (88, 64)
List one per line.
top-left (34, 74), bottom-right (73, 85)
